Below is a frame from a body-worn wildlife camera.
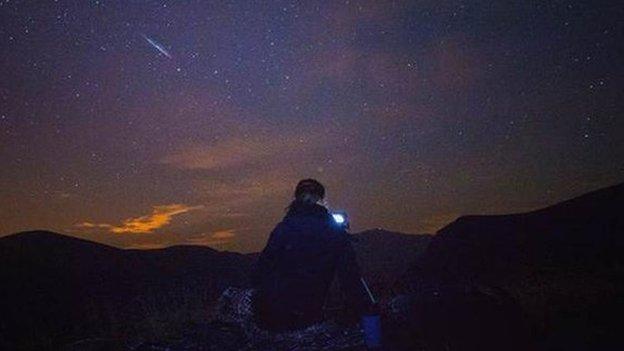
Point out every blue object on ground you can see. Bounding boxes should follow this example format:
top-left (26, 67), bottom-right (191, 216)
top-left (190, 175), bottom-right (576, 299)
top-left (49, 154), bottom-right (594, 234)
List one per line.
top-left (361, 314), bottom-right (382, 349)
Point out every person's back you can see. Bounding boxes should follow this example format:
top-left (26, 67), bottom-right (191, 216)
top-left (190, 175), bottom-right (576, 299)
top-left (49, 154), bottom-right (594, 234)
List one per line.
top-left (252, 179), bottom-right (368, 332)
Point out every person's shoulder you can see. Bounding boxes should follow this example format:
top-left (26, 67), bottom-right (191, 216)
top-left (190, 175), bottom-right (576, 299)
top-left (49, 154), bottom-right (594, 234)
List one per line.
top-left (274, 219), bottom-right (293, 230)
top-left (324, 218), bottom-right (350, 238)
top-left (270, 220), bottom-right (291, 237)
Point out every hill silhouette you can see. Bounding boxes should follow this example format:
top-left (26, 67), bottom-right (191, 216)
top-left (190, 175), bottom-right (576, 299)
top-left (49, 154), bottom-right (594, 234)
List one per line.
top-left (0, 230), bottom-right (253, 350)
top-left (398, 182), bottom-right (624, 350)
top-left (1, 182), bottom-right (621, 350)
top-left (409, 182), bottom-right (623, 284)
top-left (0, 228), bottom-right (427, 349)
top-left (351, 229), bottom-right (431, 297)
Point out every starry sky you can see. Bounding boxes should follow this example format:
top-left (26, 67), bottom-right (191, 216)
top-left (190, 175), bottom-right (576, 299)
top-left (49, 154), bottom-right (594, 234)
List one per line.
top-left (1, 0), bottom-right (622, 252)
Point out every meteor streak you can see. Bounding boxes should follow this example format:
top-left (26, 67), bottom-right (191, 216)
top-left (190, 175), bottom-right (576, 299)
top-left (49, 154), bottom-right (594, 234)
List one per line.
top-left (141, 34), bottom-right (172, 59)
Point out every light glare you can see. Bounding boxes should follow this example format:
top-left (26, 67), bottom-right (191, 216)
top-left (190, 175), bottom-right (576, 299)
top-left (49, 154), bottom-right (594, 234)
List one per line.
top-left (332, 213), bottom-right (345, 224)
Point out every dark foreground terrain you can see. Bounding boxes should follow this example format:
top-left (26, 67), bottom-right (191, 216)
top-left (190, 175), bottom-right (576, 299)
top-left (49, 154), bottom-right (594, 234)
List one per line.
top-left (397, 182), bottom-right (623, 350)
top-left (1, 182), bottom-right (622, 350)
top-left (0, 231), bottom-right (253, 349)
top-left (0, 228), bottom-right (429, 350)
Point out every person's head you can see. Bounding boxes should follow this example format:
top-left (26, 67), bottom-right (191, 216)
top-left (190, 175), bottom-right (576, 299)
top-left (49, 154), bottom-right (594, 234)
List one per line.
top-left (294, 178), bottom-right (325, 204)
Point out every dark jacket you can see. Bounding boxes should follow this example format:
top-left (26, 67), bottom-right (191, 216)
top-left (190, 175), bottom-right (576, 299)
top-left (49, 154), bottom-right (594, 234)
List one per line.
top-left (251, 201), bottom-right (369, 331)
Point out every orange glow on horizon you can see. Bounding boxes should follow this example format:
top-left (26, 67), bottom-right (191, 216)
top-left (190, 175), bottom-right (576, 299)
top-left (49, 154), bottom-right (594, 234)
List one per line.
top-left (77, 204), bottom-right (202, 234)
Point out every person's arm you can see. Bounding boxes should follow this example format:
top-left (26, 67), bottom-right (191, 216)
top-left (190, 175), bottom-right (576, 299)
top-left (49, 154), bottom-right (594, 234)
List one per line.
top-left (251, 223), bottom-right (285, 287)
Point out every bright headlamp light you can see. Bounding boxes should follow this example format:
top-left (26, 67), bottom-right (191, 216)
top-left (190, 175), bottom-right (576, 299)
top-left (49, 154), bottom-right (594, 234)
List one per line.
top-left (331, 210), bottom-right (349, 229)
top-left (332, 213), bottom-right (346, 224)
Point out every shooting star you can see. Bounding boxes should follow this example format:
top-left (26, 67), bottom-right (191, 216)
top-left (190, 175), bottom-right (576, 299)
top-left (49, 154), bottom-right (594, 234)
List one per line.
top-left (141, 34), bottom-right (172, 59)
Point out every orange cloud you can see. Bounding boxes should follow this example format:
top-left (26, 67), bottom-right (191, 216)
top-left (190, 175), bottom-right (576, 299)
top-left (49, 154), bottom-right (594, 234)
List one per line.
top-left (77, 222), bottom-right (111, 229)
top-left (77, 204), bottom-right (203, 234)
top-left (124, 242), bottom-right (168, 250)
top-left (185, 229), bottom-right (236, 246)
top-left (211, 229), bottom-right (236, 239)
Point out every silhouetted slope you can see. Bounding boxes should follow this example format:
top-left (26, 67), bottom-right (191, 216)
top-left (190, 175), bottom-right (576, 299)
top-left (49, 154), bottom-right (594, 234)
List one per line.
top-left (0, 229), bottom-right (429, 350)
top-left (352, 229), bottom-right (431, 297)
top-left (410, 182), bottom-right (623, 284)
top-left (400, 182), bottom-right (624, 350)
top-left (0, 230), bottom-right (253, 350)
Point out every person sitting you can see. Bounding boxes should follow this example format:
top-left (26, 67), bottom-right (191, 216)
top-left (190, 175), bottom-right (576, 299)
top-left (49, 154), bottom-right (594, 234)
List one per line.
top-left (251, 178), bottom-right (371, 332)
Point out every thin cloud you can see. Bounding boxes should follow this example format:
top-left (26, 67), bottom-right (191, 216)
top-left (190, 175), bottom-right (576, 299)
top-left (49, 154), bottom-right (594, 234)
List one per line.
top-left (185, 229), bottom-right (236, 246)
top-left (77, 204), bottom-right (203, 234)
top-left (121, 229), bottom-right (237, 249)
top-left (160, 135), bottom-right (318, 171)
top-left (211, 229), bottom-right (236, 239)
top-left (125, 242), bottom-right (168, 250)
top-left (161, 138), bottom-right (270, 171)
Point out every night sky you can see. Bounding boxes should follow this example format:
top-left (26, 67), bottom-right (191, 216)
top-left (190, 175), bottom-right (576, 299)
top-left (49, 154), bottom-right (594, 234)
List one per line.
top-left (1, 1), bottom-right (622, 252)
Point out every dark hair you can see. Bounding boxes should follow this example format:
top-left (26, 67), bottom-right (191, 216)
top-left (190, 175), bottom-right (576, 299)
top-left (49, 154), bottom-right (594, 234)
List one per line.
top-left (294, 178), bottom-right (325, 200)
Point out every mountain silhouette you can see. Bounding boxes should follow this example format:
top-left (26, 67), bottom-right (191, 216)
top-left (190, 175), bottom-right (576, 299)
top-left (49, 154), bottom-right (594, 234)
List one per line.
top-left (351, 229), bottom-right (431, 297)
top-left (0, 230), bottom-right (253, 350)
top-left (398, 182), bottom-right (624, 350)
top-left (406, 182), bottom-right (623, 284)
top-left (2, 180), bottom-right (621, 351)
top-left (0, 228), bottom-right (428, 349)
